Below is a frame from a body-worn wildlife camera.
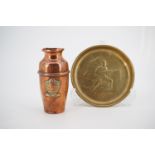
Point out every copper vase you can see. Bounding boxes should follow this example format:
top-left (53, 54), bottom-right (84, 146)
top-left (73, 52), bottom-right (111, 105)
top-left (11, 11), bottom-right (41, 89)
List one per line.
top-left (38, 48), bottom-right (69, 114)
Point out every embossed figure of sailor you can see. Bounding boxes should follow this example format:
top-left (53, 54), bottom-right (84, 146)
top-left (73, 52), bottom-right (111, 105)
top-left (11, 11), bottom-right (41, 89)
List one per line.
top-left (93, 60), bottom-right (113, 91)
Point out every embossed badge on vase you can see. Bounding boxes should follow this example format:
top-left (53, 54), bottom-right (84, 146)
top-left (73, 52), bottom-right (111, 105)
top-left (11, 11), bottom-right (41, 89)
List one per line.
top-left (45, 78), bottom-right (61, 97)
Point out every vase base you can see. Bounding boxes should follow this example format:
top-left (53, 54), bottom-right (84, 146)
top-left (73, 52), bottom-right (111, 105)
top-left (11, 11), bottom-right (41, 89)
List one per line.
top-left (44, 109), bottom-right (65, 114)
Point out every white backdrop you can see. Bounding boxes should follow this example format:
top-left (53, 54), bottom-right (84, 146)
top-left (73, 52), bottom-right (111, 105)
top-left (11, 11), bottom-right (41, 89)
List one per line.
top-left (0, 26), bottom-right (155, 128)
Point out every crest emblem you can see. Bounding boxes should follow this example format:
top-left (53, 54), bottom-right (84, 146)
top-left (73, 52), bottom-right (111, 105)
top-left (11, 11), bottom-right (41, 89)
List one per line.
top-left (45, 78), bottom-right (61, 97)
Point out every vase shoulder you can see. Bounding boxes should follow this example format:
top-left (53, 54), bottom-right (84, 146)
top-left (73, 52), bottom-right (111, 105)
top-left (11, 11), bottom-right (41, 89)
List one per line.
top-left (39, 49), bottom-right (69, 74)
top-left (39, 58), bottom-right (68, 73)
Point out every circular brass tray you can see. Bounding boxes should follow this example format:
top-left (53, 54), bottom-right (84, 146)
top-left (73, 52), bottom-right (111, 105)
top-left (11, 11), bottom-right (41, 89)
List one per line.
top-left (71, 45), bottom-right (134, 107)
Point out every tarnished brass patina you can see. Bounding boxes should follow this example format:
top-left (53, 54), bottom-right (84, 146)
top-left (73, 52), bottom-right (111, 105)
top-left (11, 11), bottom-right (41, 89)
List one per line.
top-left (71, 45), bottom-right (134, 107)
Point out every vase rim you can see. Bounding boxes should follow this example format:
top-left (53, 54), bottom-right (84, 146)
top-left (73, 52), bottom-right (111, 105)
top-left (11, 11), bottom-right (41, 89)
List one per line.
top-left (42, 48), bottom-right (64, 53)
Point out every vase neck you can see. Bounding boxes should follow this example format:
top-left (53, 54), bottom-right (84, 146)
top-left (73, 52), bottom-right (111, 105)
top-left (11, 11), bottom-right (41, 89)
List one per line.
top-left (42, 48), bottom-right (63, 60)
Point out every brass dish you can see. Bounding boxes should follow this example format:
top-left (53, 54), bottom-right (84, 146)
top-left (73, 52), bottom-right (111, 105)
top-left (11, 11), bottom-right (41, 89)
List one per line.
top-left (71, 45), bottom-right (134, 107)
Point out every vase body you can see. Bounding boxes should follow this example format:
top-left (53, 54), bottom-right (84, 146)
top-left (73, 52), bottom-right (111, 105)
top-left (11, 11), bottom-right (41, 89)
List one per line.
top-left (38, 48), bottom-right (69, 114)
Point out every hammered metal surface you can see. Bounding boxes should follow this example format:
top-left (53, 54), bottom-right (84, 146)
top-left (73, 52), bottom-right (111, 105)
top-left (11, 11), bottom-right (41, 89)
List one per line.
top-left (71, 45), bottom-right (134, 106)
